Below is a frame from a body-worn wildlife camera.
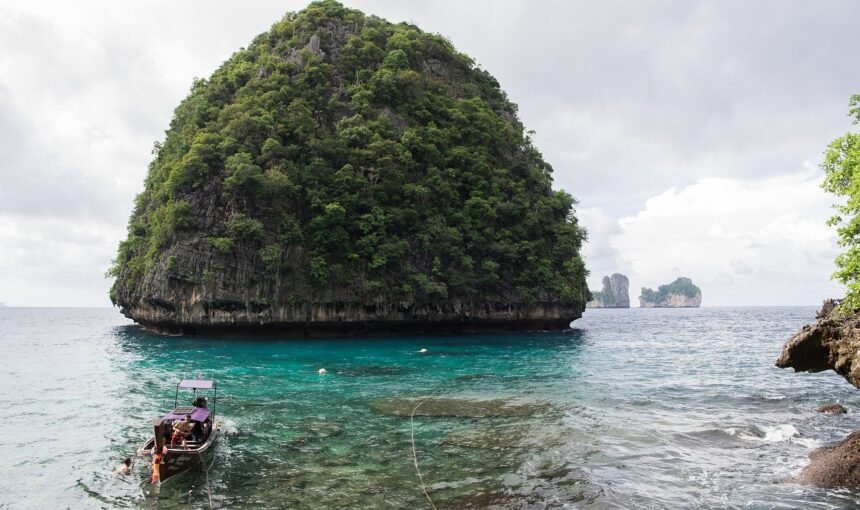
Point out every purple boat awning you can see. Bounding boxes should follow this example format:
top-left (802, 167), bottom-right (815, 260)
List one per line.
top-left (179, 379), bottom-right (214, 390)
top-left (163, 407), bottom-right (210, 422)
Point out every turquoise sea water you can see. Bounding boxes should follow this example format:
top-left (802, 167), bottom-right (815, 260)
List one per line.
top-left (1, 306), bottom-right (860, 509)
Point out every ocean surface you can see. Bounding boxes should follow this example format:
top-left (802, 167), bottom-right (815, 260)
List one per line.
top-left (1, 306), bottom-right (859, 509)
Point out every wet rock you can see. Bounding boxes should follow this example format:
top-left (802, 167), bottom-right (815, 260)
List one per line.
top-left (800, 430), bottom-right (860, 487)
top-left (299, 420), bottom-right (343, 438)
top-left (817, 404), bottom-right (847, 414)
top-left (369, 397), bottom-right (551, 418)
top-left (779, 299), bottom-right (860, 489)
top-left (817, 404), bottom-right (848, 414)
top-left (775, 299), bottom-right (860, 389)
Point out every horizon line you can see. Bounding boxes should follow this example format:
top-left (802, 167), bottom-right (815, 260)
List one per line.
top-left (0, 304), bottom-right (827, 309)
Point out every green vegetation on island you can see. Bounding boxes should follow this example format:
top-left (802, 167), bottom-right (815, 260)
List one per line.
top-left (822, 94), bottom-right (860, 311)
top-left (108, 0), bottom-right (589, 333)
top-left (639, 277), bottom-right (701, 308)
top-left (587, 273), bottom-right (630, 308)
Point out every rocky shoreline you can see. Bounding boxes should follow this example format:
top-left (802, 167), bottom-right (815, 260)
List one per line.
top-left (776, 299), bottom-right (860, 388)
top-left (776, 299), bottom-right (860, 487)
top-left (120, 300), bottom-right (581, 337)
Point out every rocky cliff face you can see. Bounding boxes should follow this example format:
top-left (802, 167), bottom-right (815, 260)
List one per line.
top-left (776, 299), bottom-right (860, 488)
top-left (638, 277), bottom-right (701, 308)
top-left (109, 1), bottom-right (589, 336)
top-left (639, 293), bottom-right (701, 308)
top-left (776, 299), bottom-right (859, 388)
top-left (586, 273), bottom-right (630, 308)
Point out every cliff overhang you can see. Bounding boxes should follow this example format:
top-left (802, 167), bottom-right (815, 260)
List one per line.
top-left (120, 300), bottom-right (581, 337)
top-left (775, 299), bottom-right (860, 388)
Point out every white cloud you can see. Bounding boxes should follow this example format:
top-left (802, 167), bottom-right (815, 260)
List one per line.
top-left (0, 213), bottom-right (122, 306)
top-left (579, 207), bottom-right (627, 290)
top-left (604, 170), bottom-right (844, 305)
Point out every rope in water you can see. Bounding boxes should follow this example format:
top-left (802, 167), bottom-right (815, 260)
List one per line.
top-left (196, 450), bottom-right (215, 510)
top-left (410, 395), bottom-right (438, 510)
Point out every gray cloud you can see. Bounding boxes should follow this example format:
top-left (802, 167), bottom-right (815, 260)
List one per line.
top-left (349, 1), bottom-right (860, 213)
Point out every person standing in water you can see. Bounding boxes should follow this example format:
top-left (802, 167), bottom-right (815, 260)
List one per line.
top-left (150, 447), bottom-right (164, 484)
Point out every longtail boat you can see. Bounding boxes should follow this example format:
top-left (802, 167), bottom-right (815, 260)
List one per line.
top-left (136, 379), bottom-right (218, 484)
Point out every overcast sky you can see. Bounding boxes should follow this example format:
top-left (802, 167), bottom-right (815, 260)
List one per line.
top-left (0, 1), bottom-right (857, 307)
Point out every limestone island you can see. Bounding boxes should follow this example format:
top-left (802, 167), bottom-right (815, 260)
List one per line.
top-left (639, 277), bottom-right (701, 308)
top-left (108, 1), bottom-right (589, 337)
top-left (586, 273), bottom-right (630, 308)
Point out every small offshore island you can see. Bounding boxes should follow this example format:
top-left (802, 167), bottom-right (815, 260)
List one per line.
top-left (108, 1), bottom-right (589, 336)
top-left (587, 274), bottom-right (702, 308)
top-left (586, 273), bottom-right (630, 308)
top-left (639, 277), bottom-right (702, 308)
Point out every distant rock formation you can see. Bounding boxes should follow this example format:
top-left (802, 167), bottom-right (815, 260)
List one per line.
top-left (639, 277), bottom-right (701, 308)
top-left (586, 274), bottom-right (630, 308)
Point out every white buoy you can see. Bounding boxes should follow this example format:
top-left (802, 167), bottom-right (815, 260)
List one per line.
top-left (318, 368), bottom-right (327, 375)
top-left (419, 348), bottom-right (428, 353)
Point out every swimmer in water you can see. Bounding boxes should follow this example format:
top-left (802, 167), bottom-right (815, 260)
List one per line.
top-left (115, 457), bottom-right (131, 475)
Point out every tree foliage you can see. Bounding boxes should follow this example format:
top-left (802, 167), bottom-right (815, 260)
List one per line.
top-left (822, 94), bottom-right (860, 310)
top-left (109, 0), bottom-right (588, 306)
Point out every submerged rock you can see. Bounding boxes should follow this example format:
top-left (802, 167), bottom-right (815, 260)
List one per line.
top-left (329, 365), bottom-right (406, 377)
top-left (440, 424), bottom-right (565, 450)
top-left (369, 397), bottom-right (551, 418)
top-left (440, 426), bottom-right (526, 449)
top-left (107, 0), bottom-right (588, 337)
top-left (817, 403), bottom-right (848, 414)
top-left (586, 273), bottom-right (630, 308)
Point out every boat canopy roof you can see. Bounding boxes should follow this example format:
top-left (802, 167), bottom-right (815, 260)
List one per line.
top-left (178, 379), bottom-right (214, 390)
top-left (163, 406), bottom-right (210, 422)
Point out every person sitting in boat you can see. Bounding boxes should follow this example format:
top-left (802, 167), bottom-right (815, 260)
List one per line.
top-left (193, 395), bottom-right (207, 408)
top-left (191, 419), bottom-right (205, 442)
top-left (170, 415), bottom-right (194, 448)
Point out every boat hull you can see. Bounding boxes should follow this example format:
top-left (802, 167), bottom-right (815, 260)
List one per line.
top-left (137, 424), bottom-right (218, 483)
